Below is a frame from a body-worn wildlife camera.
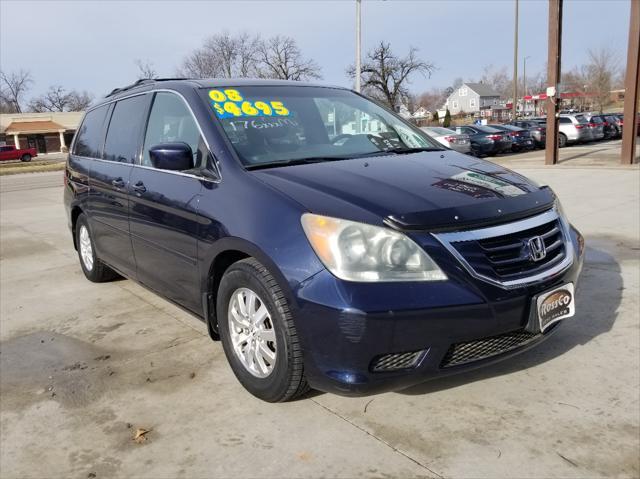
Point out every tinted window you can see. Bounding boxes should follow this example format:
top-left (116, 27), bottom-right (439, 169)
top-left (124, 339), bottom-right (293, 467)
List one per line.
top-left (0, 146), bottom-right (14, 152)
top-left (142, 92), bottom-right (206, 169)
top-left (590, 116), bottom-right (603, 124)
top-left (103, 95), bottom-right (149, 163)
top-left (73, 105), bottom-right (110, 158)
top-left (559, 117), bottom-right (572, 124)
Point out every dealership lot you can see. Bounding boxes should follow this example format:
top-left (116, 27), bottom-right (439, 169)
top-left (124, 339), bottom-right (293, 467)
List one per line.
top-left (1, 166), bottom-right (638, 478)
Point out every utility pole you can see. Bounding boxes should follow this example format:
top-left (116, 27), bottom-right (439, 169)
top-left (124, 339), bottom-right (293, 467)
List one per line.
top-left (545, 0), bottom-right (563, 165)
top-left (512, 0), bottom-right (519, 120)
top-left (621, 0), bottom-right (639, 164)
top-left (355, 0), bottom-right (362, 93)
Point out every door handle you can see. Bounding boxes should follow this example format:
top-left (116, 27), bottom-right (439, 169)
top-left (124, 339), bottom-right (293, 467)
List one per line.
top-left (133, 181), bottom-right (146, 194)
top-left (111, 178), bottom-right (125, 188)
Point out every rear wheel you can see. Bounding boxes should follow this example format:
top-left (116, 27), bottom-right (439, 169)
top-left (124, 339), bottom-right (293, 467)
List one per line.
top-left (75, 214), bottom-right (119, 282)
top-left (217, 258), bottom-right (309, 402)
top-left (20, 154), bottom-right (32, 162)
top-left (558, 133), bottom-right (568, 148)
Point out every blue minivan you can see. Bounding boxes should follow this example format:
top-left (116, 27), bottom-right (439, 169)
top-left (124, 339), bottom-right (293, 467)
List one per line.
top-left (64, 79), bottom-right (584, 402)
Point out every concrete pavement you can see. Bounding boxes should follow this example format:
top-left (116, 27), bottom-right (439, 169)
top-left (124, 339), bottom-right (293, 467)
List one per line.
top-left (1, 166), bottom-right (638, 478)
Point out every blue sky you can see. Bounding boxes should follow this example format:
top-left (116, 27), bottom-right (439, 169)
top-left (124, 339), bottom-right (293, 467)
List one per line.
top-left (0, 0), bottom-right (632, 100)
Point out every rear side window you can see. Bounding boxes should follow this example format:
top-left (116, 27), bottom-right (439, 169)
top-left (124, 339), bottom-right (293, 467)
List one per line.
top-left (142, 92), bottom-right (206, 169)
top-left (73, 105), bottom-right (110, 158)
top-left (559, 117), bottom-right (571, 124)
top-left (103, 95), bottom-right (149, 163)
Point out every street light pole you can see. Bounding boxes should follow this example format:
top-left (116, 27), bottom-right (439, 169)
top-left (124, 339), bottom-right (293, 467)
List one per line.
top-left (523, 55), bottom-right (530, 115)
top-left (523, 55), bottom-right (530, 97)
top-left (512, 0), bottom-right (519, 120)
top-left (355, 0), bottom-right (362, 93)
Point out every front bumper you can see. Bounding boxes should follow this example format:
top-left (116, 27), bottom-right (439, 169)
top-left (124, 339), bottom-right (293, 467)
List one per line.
top-left (292, 224), bottom-right (584, 396)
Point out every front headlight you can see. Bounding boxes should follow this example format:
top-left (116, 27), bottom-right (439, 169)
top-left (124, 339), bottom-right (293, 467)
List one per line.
top-left (301, 213), bottom-right (447, 282)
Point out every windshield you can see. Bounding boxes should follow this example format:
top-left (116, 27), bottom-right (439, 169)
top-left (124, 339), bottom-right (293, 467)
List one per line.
top-left (201, 86), bottom-right (442, 168)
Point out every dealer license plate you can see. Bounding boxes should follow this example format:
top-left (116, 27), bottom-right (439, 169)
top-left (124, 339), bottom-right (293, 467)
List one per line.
top-left (536, 283), bottom-right (575, 332)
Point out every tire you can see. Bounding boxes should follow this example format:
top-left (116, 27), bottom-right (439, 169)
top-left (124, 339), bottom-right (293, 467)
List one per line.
top-left (20, 154), bottom-right (32, 162)
top-left (217, 258), bottom-right (309, 402)
top-left (558, 133), bottom-right (568, 148)
top-left (75, 213), bottom-right (119, 282)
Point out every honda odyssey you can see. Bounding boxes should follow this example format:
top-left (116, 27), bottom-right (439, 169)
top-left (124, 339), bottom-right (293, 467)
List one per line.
top-left (64, 79), bottom-right (584, 402)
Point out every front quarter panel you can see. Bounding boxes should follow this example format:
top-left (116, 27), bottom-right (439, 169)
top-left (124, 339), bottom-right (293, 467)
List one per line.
top-left (196, 171), bottom-right (325, 306)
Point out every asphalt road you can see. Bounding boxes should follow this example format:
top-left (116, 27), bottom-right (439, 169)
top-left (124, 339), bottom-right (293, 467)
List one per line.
top-left (1, 166), bottom-right (638, 478)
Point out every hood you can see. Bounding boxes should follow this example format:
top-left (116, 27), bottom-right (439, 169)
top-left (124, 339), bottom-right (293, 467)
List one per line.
top-left (252, 151), bottom-right (555, 231)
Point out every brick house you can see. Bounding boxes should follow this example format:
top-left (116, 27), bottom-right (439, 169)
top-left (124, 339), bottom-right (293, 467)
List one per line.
top-left (0, 112), bottom-right (83, 154)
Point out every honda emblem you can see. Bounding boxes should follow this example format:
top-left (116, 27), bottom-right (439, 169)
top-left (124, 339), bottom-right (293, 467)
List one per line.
top-left (527, 236), bottom-right (547, 262)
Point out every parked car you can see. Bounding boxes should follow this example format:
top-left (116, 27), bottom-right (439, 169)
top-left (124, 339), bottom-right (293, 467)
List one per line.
top-left (508, 120), bottom-right (546, 148)
top-left (558, 114), bottom-right (592, 147)
top-left (599, 114), bottom-right (622, 138)
top-left (488, 124), bottom-right (535, 152)
top-left (581, 113), bottom-right (606, 141)
top-left (420, 126), bottom-right (471, 153)
top-left (65, 79), bottom-right (584, 402)
top-left (590, 114), bottom-right (618, 139)
top-left (0, 145), bottom-right (37, 162)
top-left (607, 114), bottom-right (624, 137)
top-left (451, 125), bottom-right (513, 156)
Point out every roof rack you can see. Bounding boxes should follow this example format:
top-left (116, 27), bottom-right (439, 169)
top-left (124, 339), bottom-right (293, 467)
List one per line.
top-left (105, 78), bottom-right (191, 98)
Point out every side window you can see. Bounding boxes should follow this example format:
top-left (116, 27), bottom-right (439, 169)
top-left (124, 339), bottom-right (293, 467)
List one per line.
top-left (142, 92), bottom-right (205, 169)
top-left (73, 105), bottom-right (110, 158)
top-left (559, 117), bottom-right (571, 124)
top-left (103, 95), bottom-right (149, 163)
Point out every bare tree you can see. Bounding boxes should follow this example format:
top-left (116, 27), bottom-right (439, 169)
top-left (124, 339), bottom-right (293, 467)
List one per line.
top-left (584, 47), bottom-right (619, 112)
top-left (67, 90), bottom-right (93, 111)
top-left (480, 65), bottom-right (512, 98)
top-left (0, 69), bottom-right (33, 113)
top-left (348, 41), bottom-right (435, 108)
top-left (256, 35), bottom-right (322, 81)
top-left (418, 87), bottom-right (447, 112)
top-left (29, 86), bottom-right (93, 112)
top-left (178, 32), bottom-right (261, 79)
top-left (135, 59), bottom-right (158, 80)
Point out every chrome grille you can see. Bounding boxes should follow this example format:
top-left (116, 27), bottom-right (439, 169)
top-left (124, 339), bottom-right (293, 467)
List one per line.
top-left (452, 218), bottom-right (565, 280)
top-left (433, 209), bottom-right (574, 289)
top-left (370, 350), bottom-right (424, 372)
top-left (441, 330), bottom-right (540, 368)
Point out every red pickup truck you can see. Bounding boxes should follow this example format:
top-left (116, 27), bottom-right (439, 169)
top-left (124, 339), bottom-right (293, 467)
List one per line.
top-left (0, 145), bottom-right (38, 162)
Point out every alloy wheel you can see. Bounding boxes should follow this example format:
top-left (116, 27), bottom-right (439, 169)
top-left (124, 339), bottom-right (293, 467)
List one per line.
top-left (227, 287), bottom-right (277, 378)
top-left (79, 225), bottom-right (94, 271)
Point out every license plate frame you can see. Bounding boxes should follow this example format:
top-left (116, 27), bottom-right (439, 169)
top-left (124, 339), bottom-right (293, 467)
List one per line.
top-left (536, 283), bottom-right (575, 333)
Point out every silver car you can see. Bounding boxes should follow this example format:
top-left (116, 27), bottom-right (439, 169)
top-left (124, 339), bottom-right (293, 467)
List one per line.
top-left (558, 114), bottom-right (592, 147)
top-left (421, 126), bottom-right (471, 153)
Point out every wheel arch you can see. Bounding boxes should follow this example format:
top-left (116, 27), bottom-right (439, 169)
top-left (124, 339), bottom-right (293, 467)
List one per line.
top-left (201, 237), bottom-right (297, 341)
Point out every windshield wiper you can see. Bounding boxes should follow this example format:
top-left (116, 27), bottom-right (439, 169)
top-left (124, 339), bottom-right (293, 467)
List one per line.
top-left (245, 156), bottom-right (348, 170)
top-left (386, 147), bottom-right (445, 154)
top-left (353, 147), bottom-right (444, 158)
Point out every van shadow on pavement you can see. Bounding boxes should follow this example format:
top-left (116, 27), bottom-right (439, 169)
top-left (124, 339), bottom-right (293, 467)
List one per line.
top-left (399, 240), bottom-right (625, 396)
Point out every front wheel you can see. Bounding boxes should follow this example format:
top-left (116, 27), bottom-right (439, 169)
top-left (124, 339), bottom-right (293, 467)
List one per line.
top-left (217, 258), bottom-right (309, 402)
top-left (20, 154), bottom-right (32, 162)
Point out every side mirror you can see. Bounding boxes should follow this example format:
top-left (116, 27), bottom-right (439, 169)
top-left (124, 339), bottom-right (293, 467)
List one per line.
top-left (148, 142), bottom-right (194, 171)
